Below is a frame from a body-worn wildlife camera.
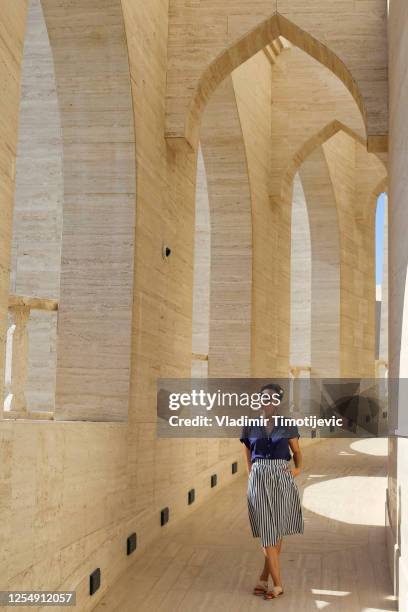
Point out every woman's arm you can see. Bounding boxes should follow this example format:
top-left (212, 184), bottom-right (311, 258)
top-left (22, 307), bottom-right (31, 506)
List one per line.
top-left (243, 444), bottom-right (252, 474)
top-left (288, 437), bottom-right (302, 477)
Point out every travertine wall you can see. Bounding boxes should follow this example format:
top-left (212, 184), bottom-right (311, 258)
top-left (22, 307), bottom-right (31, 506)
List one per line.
top-left (292, 131), bottom-right (385, 380)
top-left (191, 146), bottom-right (210, 378)
top-left (0, 2), bottom-right (242, 609)
top-left (290, 173), bottom-right (311, 368)
top-left (0, 2), bottom-right (390, 610)
top-left (200, 76), bottom-right (252, 378)
top-left (166, 0), bottom-right (388, 150)
top-left (233, 43), bottom-right (383, 379)
top-left (299, 148), bottom-right (341, 377)
top-left (0, 1), bottom-right (28, 406)
top-left (39, 0), bottom-right (137, 422)
top-left (388, 0), bottom-right (408, 604)
top-left (232, 52), bottom-right (281, 375)
top-left (12, 0), bottom-right (62, 302)
top-left (11, 0), bottom-right (63, 411)
top-left (323, 132), bottom-right (386, 378)
top-left (123, 0), bottom-right (240, 557)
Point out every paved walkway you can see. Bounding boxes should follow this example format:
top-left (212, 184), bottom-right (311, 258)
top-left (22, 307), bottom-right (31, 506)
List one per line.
top-left (95, 438), bottom-right (396, 611)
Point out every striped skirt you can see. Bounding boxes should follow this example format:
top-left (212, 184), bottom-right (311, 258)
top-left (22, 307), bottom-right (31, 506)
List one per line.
top-left (247, 459), bottom-right (304, 547)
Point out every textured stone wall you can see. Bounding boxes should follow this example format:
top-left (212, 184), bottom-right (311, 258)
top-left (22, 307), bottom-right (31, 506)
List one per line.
top-left (299, 148), bottom-right (341, 377)
top-left (200, 77), bottom-right (252, 378)
top-left (0, 2), bottom-right (242, 609)
top-left (233, 51), bottom-right (280, 375)
top-left (0, 1), bottom-right (28, 406)
top-left (0, 2), bottom-right (389, 610)
top-left (39, 0), bottom-right (137, 422)
top-left (388, 0), bottom-right (408, 604)
top-left (166, 0), bottom-right (388, 150)
top-left (323, 132), bottom-right (385, 378)
top-left (290, 173), bottom-right (311, 368)
top-left (191, 145), bottom-right (210, 378)
top-left (11, 0), bottom-right (63, 411)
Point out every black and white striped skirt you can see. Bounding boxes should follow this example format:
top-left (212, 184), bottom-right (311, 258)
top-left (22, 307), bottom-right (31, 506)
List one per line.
top-left (247, 459), bottom-right (304, 547)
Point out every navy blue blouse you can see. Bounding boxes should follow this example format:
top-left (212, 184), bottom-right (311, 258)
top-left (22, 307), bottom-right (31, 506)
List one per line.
top-left (240, 423), bottom-right (300, 462)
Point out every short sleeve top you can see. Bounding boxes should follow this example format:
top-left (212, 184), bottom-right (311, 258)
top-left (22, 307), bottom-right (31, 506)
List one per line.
top-left (240, 423), bottom-right (300, 462)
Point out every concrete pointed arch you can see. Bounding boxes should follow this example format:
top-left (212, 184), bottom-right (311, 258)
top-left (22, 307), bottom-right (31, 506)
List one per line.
top-left (287, 120), bottom-right (387, 378)
top-left (282, 120), bottom-right (365, 201)
top-left (185, 13), bottom-right (368, 149)
top-left (296, 148), bottom-right (341, 377)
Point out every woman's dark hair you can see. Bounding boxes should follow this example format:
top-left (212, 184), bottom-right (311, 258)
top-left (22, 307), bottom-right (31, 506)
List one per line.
top-left (259, 382), bottom-right (284, 399)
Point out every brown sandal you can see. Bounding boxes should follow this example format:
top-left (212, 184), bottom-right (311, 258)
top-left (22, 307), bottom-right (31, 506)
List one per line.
top-left (253, 581), bottom-right (268, 596)
top-left (264, 587), bottom-right (284, 600)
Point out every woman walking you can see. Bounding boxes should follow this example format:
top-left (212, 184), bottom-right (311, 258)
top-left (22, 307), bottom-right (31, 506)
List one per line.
top-left (240, 383), bottom-right (304, 600)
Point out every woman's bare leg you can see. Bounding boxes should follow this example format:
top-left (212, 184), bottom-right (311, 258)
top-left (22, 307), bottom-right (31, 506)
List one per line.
top-left (259, 554), bottom-right (269, 581)
top-left (261, 538), bottom-right (282, 581)
top-left (263, 541), bottom-right (283, 592)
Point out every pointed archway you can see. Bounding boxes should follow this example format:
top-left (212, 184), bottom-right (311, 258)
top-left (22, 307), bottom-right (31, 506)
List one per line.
top-left (165, 8), bottom-right (387, 153)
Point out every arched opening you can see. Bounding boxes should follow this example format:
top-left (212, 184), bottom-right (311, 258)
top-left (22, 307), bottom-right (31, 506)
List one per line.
top-left (4, 0), bottom-right (137, 421)
top-left (228, 39), bottom-right (382, 378)
top-left (282, 120), bottom-right (366, 203)
top-left (288, 127), bottom-right (386, 434)
top-left (5, 0), bottom-right (63, 416)
top-left (375, 192), bottom-right (388, 377)
top-left (185, 14), bottom-right (368, 149)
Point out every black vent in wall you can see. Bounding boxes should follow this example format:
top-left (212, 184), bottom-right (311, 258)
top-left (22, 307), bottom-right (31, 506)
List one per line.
top-left (127, 533), bottom-right (137, 556)
top-left (161, 507), bottom-right (169, 526)
top-left (89, 568), bottom-right (101, 596)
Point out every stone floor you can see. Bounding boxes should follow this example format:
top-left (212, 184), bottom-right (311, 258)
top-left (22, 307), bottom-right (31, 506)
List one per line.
top-left (95, 437), bottom-right (396, 611)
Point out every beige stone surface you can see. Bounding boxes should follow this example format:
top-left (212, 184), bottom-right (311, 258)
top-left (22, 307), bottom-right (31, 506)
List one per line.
top-left (290, 174), bottom-right (311, 369)
top-left (323, 132), bottom-right (386, 377)
top-left (200, 77), bottom-right (252, 377)
top-left (231, 44), bottom-right (385, 379)
top-left (11, 0), bottom-right (63, 412)
top-left (232, 51), bottom-right (279, 375)
top-left (191, 146), bottom-right (210, 379)
top-left (0, 0), bottom-right (28, 410)
top-left (1, 4), bottom-right (242, 610)
top-left (299, 147), bottom-right (341, 377)
top-left (388, 0), bottom-right (408, 606)
top-left (166, 1), bottom-right (388, 149)
top-left (0, 1), bottom-right (394, 611)
top-left (39, 0), bottom-right (137, 421)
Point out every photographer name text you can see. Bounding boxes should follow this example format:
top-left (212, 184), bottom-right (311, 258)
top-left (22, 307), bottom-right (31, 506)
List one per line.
top-left (167, 415), bottom-right (343, 428)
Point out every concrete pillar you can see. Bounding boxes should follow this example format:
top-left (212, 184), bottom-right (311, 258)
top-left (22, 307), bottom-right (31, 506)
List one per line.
top-left (290, 173), bottom-right (311, 370)
top-left (300, 148), bottom-right (341, 377)
top-left (388, 1), bottom-right (408, 603)
top-left (200, 77), bottom-right (252, 378)
top-left (41, 0), bottom-right (137, 421)
top-left (191, 146), bottom-right (210, 378)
